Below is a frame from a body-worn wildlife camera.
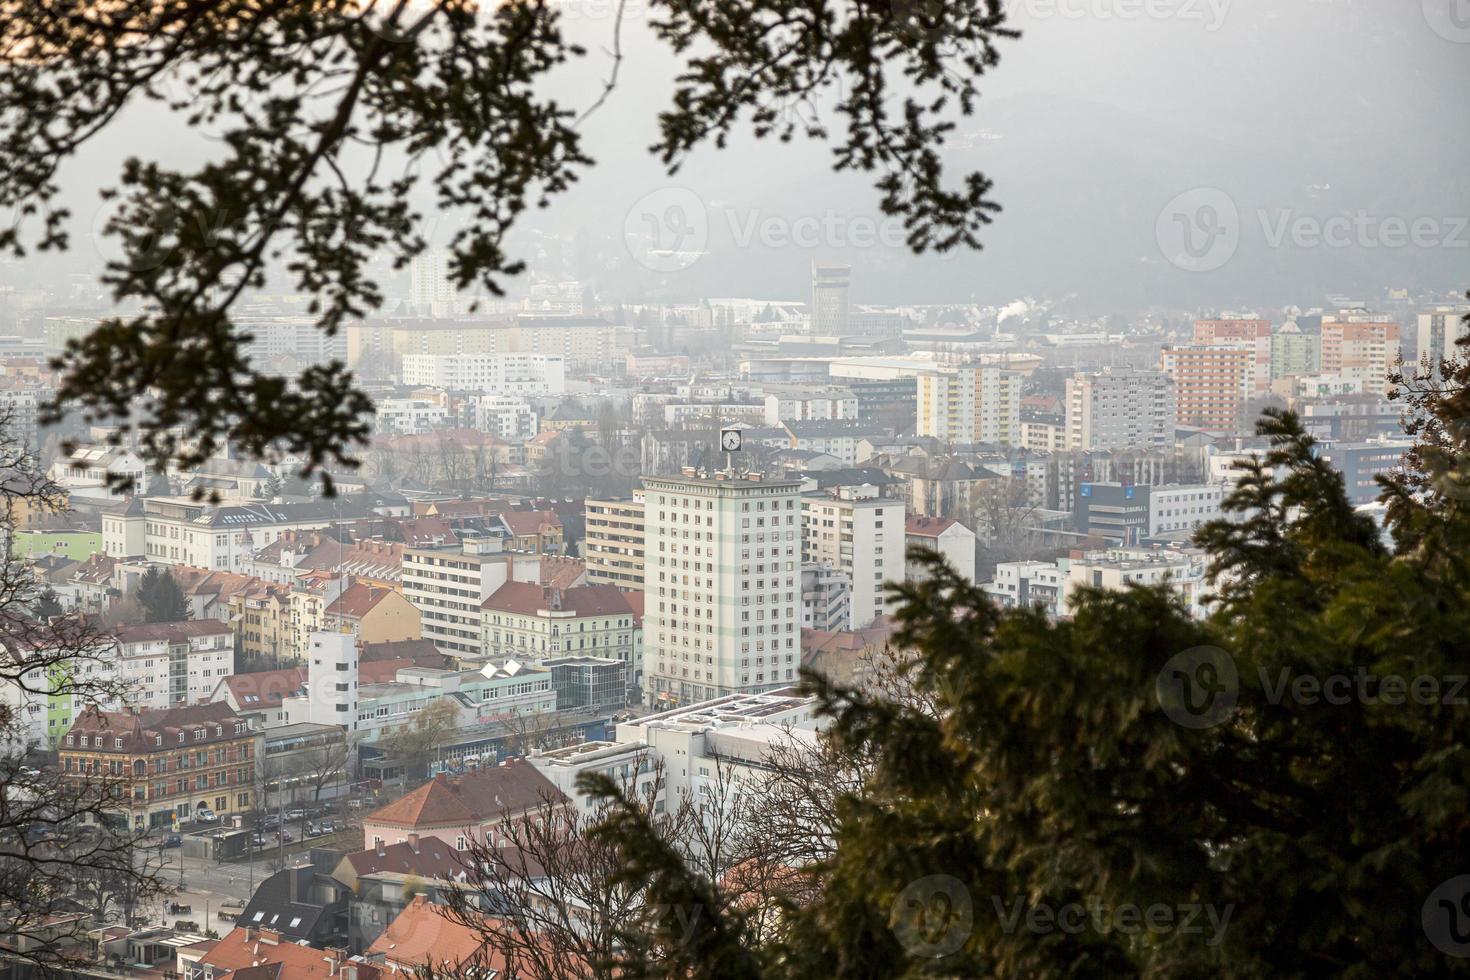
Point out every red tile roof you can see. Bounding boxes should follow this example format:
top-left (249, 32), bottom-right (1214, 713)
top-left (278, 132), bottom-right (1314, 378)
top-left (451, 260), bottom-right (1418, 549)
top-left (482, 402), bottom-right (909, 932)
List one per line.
top-left (905, 515), bottom-right (959, 537)
top-left (221, 668), bottom-right (308, 709)
top-left (480, 581), bottom-right (634, 619)
top-left (366, 895), bottom-right (508, 975)
top-left (64, 702), bottom-right (247, 753)
top-left (538, 555), bottom-right (586, 590)
top-left (201, 928), bottom-right (379, 980)
top-left (365, 763), bottom-right (562, 830)
top-left (501, 509), bottom-right (561, 538)
top-left (324, 583), bottom-right (395, 620)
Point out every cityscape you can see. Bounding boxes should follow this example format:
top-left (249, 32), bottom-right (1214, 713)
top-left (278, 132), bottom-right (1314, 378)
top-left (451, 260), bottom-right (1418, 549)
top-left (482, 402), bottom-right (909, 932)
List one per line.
top-left (0, 2), bottom-right (1466, 978)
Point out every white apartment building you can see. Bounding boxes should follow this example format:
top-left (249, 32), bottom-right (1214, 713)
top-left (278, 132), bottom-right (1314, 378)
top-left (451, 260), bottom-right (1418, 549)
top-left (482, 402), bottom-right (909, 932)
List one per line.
top-left (466, 394), bottom-right (539, 441)
top-left (915, 364), bottom-right (1022, 445)
top-left (762, 386), bottom-right (859, 426)
top-left (373, 390), bottom-right (450, 435)
top-left (1063, 548), bottom-right (1211, 620)
top-left (1064, 367), bottom-right (1177, 452)
top-left (801, 485), bottom-right (905, 630)
top-left (401, 353), bottom-right (566, 395)
top-left (1414, 305), bottom-right (1470, 379)
top-left (583, 494), bottom-right (645, 591)
top-left (905, 515), bottom-right (977, 585)
top-left (115, 621), bottom-right (235, 712)
top-left (402, 536), bottom-right (542, 656)
top-left (133, 498), bottom-right (374, 569)
top-left (984, 560), bottom-right (1066, 617)
top-left (800, 562), bottom-right (851, 632)
top-left (642, 473), bottom-right (804, 707)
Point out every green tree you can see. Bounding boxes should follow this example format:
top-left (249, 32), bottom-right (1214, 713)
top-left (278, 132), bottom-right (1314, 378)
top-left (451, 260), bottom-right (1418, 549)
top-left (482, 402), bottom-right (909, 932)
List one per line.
top-left (578, 388), bottom-right (1470, 977)
top-left (1, 0), bottom-right (1015, 491)
top-left (137, 566), bottom-right (190, 624)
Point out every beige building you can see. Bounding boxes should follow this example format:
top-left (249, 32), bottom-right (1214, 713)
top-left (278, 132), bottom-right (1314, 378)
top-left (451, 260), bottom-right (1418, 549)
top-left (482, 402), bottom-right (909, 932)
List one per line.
top-left (583, 493), bottom-right (645, 590)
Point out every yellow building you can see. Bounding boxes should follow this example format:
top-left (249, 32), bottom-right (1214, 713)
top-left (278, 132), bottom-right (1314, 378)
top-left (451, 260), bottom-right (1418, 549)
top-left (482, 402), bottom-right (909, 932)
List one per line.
top-left (60, 702), bottom-right (255, 830)
top-left (229, 580), bottom-right (292, 667)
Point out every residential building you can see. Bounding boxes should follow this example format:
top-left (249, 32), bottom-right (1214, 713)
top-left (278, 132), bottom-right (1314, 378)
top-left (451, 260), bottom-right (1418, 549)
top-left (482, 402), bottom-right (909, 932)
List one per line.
top-left (400, 352), bottom-right (565, 394)
top-left (915, 364), bottom-right (1022, 445)
top-left (1320, 312), bottom-right (1401, 396)
top-left (984, 560), bottom-right (1066, 617)
top-left (191, 926), bottom-right (378, 980)
top-left (59, 702), bottom-right (255, 830)
top-left (1064, 367), bottom-right (1176, 452)
top-left (762, 385), bottom-right (859, 426)
top-left (905, 515), bottom-right (978, 584)
top-left (1318, 438), bottom-right (1415, 504)
top-left (373, 389), bottom-right (450, 435)
top-left (402, 535), bottom-right (541, 656)
top-left (323, 582), bottom-right (422, 649)
top-left (642, 472), bottom-right (805, 707)
top-left (232, 864), bottom-right (350, 949)
top-left (1193, 317), bottom-right (1272, 391)
top-left (1146, 484), bottom-right (1227, 536)
top-left (115, 620), bottom-right (235, 711)
top-left (800, 562), bottom-right (852, 632)
top-left (583, 493), bottom-right (645, 590)
top-left (481, 581), bottom-right (639, 671)
top-left (1414, 305), bottom-right (1470, 379)
top-left (1062, 547), bottom-right (1211, 619)
top-left (1270, 322), bottom-right (1321, 378)
top-left (802, 484), bottom-right (905, 630)
top-left (210, 667), bottom-right (307, 730)
top-left (361, 761), bottom-right (563, 850)
top-left (1161, 346), bottom-right (1254, 431)
top-left (366, 894), bottom-right (509, 976)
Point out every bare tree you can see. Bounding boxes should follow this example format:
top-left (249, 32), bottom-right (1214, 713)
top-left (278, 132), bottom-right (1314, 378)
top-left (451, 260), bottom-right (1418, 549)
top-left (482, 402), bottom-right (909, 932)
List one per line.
top-left (382, 699), bottom-right (460, 786)
top-left (434, 759), bottom-right (666, 980)
top-left (0, 412), bottom-right (170, 969)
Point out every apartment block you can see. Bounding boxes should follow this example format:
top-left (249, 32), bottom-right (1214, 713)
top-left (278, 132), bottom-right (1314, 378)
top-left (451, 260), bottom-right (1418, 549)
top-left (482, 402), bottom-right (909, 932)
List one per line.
top-left (915, 364), bottom-right (1022, 445)
top-left (1320, 312), bottom-right (1401, 396)
top-left (642, 473), bottom-right (804, 707)
top-left (115, 620), bottom-right (235, 712)
top-left (802, 485), bottom-right (905, 630)
top-left (1270, 322), bottom-right (1321, 378)
top-left (400, 352), bottom-right (565, 395)
top-left (402, 536), bottom-right (541, 656)
top-left (1193, 318), bottom-right (1272, 391)
top-left (1161, 346), bottom-right (1254, 432)
top-left (1064, 366), bottom-right (1176, 452)
top-left (583, 494), bottom-right (646, 591)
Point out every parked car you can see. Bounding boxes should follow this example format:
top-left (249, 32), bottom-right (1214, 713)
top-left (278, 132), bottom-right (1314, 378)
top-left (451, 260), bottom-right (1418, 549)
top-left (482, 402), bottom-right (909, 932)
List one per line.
top-left (251, 834), bottom-right (267, 847)
top-left (194, 808), bottom-right (218, 823)
top-left (17, 766), bottom-right (41, 778)
top-left (261, 813), bottom-right (281, 829)
top-left (276, 830), bottom-right (294, 843)
top-left (346, 799), bottom-right (365, 810)
top-left (285, 808), bottom-right (306, 821)
top-left (161, 834), bottom-right (182, 848)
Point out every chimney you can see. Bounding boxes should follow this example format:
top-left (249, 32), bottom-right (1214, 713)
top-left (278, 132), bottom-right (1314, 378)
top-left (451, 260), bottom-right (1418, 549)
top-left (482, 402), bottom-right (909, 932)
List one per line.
top-left (374, 839), bottom-right (385, 857)
top-left (407, 833), bottom-right (419, 854)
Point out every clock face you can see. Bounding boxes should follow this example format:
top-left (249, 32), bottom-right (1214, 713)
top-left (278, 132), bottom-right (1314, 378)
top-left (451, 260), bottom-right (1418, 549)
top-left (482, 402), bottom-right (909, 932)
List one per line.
top-left (720, 429), bottom-right (742, 452)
